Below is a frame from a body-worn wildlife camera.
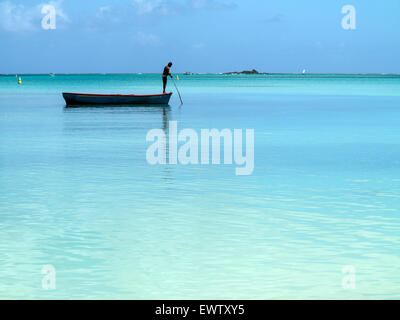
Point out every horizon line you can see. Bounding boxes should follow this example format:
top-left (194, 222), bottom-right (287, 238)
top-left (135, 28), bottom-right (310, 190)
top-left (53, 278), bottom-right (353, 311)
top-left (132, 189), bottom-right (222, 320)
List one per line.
top-left (1, 72), bottom-right (400, 76)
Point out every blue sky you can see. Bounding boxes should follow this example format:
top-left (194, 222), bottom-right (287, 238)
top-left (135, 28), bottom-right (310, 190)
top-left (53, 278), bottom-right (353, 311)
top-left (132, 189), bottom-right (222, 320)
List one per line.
top-left (0, 0), bottom-right (399, 74)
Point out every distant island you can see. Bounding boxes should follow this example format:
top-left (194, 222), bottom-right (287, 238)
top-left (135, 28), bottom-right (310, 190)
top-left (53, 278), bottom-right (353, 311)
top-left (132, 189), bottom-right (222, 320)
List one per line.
top-left (223, 69), bottom-right (268, 75)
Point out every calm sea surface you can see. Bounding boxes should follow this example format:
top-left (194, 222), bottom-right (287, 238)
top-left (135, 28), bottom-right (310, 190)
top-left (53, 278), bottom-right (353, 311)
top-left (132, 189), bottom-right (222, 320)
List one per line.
top-left (0, 74), bottom-right (399, 299)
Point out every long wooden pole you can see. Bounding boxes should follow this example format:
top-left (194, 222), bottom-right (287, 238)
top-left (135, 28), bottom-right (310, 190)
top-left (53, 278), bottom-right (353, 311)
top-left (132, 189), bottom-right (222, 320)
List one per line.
top-left (172, 77), bottom-right (183, 105)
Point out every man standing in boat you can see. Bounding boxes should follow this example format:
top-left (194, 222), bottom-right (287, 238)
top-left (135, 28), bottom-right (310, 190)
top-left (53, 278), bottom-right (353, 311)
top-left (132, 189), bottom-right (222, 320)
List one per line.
top-left (162, 62), bottom-right (173, 93)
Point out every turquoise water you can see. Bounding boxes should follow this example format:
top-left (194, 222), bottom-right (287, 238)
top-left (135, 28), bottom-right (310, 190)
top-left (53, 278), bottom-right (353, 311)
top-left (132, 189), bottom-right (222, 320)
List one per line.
top-left (0, 74), bottom-right (399, 299)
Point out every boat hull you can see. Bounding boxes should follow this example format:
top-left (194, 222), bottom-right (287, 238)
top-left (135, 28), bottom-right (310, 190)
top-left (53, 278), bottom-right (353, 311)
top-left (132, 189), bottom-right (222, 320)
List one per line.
top-left (63, 92), bottom-right (172, 105)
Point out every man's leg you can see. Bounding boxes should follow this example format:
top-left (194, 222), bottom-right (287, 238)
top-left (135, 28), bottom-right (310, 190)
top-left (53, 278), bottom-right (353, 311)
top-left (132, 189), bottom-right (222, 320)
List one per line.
top-left (163, 77), bottom-right (167, 93)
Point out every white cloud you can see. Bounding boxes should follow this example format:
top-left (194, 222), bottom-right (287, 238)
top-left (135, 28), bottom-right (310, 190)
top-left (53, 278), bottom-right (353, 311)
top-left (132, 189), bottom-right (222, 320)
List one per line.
top-left (133, 0), bottom-right (171, 15)
top-left (135, 31), bottom-right (162, 46)
top-left (190, 0), bottom-right (236, 10)
top-left (0, 1), bottom-right (37, 32)
top-left (132, 0), bottom-right (235, 16)
top-left (47, 0), bottom-right (70, 24)
top-left (192, 42), bottom-right (205, 49)
top-left (95, 5), bottom-right (120, 23)
top-left (0, 0), bottom-right (69, 33)
top-left (97, 6), bottom-right (111, 18)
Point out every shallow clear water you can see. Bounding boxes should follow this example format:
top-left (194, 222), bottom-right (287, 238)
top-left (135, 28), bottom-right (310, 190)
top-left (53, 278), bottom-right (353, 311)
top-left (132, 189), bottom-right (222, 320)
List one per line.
top-left (0, 74), bottom-right (399, 299)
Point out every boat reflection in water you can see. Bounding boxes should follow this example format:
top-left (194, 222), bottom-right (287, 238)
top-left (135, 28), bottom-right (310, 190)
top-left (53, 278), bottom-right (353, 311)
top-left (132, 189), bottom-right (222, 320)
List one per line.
top-left (63, 103), bottom-right (171, 131)
top-left (62, 103), bottom-right (173, 182)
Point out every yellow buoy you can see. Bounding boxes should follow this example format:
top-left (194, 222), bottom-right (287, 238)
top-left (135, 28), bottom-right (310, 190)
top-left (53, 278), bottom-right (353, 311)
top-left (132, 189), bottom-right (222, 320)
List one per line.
top-left (176, 75), bottom-right (179, 80)
top-left (18, 77), bottom-right (22, 84)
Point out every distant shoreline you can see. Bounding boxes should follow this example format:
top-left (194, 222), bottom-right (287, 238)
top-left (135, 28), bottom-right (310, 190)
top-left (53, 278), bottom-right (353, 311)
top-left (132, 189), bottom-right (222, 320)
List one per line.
top-left (1, 73), bottom-right (399, 76)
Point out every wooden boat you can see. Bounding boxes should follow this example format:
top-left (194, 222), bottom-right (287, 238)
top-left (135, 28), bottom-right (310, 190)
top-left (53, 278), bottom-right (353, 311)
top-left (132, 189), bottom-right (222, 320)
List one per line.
top-left (62, 92), bottom-right (172, 105)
